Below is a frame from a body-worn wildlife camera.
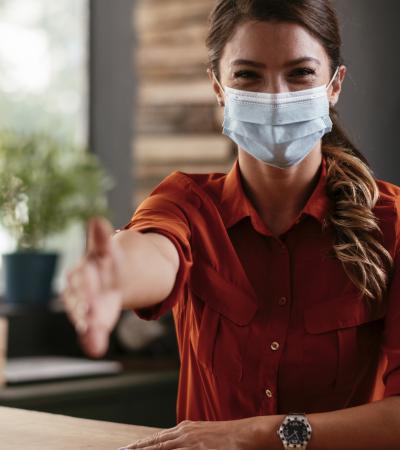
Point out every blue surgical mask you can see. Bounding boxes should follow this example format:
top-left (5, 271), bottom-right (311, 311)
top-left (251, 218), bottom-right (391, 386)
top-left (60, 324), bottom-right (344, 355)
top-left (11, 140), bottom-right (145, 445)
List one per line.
top-left (216, 67), bottom-right (339, 169)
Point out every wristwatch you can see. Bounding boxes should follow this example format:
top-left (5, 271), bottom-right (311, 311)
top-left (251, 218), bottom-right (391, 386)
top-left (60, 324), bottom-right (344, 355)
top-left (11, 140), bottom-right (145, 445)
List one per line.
top-left (276, 412), bottom-right (312, 449)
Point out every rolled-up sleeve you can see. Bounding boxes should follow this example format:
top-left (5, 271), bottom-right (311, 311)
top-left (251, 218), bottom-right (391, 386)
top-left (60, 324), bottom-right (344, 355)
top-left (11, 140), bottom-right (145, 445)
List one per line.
top-left (382, 251), bottom-right (400, 397)
top-left (122, 176), bottom-right (193, 321)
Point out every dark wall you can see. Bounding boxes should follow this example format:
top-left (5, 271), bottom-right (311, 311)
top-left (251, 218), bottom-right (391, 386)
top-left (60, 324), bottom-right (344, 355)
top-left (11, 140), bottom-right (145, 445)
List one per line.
top-left (334, 0), bottom-right (400, 185)
top-left (89, 0), bottom-right (136, 228)
top-left (89, 0), bottom-right (400, 226)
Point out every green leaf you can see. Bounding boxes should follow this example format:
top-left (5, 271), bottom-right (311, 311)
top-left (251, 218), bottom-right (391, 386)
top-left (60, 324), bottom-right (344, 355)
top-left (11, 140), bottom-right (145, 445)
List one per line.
top-left (0, 131), bottom-right (114, 250)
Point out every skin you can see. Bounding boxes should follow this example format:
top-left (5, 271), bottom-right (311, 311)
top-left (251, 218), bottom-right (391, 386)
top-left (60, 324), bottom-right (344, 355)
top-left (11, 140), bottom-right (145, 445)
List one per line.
top-left (63, 19), bottom-right (400, 450)
top-left (119, 20), bottom-right (400, 450)
top-left (209, 20), bottom-right (346, 237)
top-left (62, 218), bottom-right (180, 358)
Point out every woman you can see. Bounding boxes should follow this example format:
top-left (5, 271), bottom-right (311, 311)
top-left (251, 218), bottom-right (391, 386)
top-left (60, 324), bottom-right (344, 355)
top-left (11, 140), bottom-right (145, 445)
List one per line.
top-left (63, 1), bottom-right (400, 449)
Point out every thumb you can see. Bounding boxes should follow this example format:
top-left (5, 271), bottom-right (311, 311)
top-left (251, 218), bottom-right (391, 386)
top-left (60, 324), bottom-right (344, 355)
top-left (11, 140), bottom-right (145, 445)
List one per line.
top-left (86, 216), bottom-right (114, 257)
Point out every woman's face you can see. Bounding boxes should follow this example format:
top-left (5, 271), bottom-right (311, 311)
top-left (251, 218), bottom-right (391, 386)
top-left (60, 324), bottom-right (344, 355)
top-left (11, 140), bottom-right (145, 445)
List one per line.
top-left (210, 20), bottom-right (345, 103)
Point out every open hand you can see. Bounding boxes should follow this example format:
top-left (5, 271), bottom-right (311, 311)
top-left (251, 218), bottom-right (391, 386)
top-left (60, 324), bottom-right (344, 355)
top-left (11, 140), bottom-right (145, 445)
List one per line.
top-left (62, 217), bottom-right (124, 358)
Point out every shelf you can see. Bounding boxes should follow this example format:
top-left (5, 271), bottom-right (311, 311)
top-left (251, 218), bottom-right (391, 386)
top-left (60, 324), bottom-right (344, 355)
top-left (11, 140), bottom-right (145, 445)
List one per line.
top-left (0, 298), bottom-right (63, 317)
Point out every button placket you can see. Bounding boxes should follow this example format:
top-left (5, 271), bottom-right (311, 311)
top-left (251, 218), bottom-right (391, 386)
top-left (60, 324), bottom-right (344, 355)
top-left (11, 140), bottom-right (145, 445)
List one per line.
top-left (261, 239), bottom-right (292, 415)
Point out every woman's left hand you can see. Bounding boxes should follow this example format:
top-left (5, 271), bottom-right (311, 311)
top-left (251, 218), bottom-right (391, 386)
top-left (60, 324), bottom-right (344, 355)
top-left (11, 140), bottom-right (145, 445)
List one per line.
top-left (119, 417), bottom-right (263, 450)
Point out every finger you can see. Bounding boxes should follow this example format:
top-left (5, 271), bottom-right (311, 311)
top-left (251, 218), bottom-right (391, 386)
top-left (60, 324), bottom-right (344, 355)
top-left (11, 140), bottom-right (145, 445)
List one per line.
top-left (77, 261), bottom-right (103, 325)
top-left (61, 284), bottom-right (74, 312)
top-left (84, 261), bottom-right (121, 329)
top-left (120, 448), bottom-right (193, 450)
top-left (119, 439), bottom-right (182, 449)
top-left (79, 324), bottom-right (109, 358)
top-left (75, 260), bottom-right (122, 357)
top-left (62, 286), bottom-right (88, 334)
top-left (69, 267), bottom-right (84, 291)
top-left (73, 297), bottom-right (89, 334)
top-left (69, 264), bottom-right (97, 330)
top-left (86, 216), bottom-right (114, 257)
top-left (75, 267), bottom-right (109, 357)
top-left (118, 446), bottom-right (193, 450)
top-left (62, 283), bottom-right (81, 319)
top-left (63, 264), bottom-right (87, 311)
top-left (119, 431), bottom-right (181, 449)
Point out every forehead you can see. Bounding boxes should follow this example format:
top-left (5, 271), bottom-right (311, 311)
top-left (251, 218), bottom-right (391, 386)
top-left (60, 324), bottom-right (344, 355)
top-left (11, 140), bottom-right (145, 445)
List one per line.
top-left (220, 20), bottom-right (329, 68)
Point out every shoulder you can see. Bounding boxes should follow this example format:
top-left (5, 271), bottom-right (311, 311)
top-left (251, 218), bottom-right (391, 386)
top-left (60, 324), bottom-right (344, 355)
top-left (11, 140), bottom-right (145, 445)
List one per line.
top-left (375, 177), bottom-right (400, 253)
top-left (375, 178), bottom-right (400, 211)
top-left (147, 169), bottom-right (227, 208)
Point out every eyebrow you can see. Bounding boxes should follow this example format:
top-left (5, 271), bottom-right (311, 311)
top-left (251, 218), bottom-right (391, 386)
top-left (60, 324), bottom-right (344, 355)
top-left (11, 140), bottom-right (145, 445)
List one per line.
top-left (231, 59), bottom-right (266, 68)
top-left (284, 56), bottom-right (321, 67)
top-left (231, 56), bottom-right (321, 68)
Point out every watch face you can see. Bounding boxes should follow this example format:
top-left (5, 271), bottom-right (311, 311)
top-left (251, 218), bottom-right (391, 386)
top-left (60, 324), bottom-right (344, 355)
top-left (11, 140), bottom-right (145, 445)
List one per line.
top-left (282, 419), bottom-right (309, 445)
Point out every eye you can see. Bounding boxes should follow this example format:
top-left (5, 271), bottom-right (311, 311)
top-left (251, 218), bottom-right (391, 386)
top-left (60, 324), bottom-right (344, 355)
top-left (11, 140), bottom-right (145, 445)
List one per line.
top-left (233, 70), bottom-right (261, 79)
top-left (289, 67), bottom-right (316, 78)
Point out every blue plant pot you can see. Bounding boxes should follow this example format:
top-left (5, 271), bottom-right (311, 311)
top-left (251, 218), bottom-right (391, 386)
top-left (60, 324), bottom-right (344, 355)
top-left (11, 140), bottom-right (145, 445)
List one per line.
top-left (2, 251), bottom-right (59, 305)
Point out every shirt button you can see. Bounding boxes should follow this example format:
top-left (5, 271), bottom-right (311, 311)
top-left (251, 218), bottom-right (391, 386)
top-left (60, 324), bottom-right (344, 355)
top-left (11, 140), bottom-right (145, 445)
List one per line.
top-left (265, 389), bottom-right (273, 398)
top-left (270, 341), bottom-right (280, 351)
top-left (278, 297), bottom-right (287, 306)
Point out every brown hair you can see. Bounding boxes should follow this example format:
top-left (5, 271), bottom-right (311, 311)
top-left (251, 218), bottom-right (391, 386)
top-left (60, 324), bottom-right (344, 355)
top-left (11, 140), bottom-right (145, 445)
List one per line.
top-left (206, 0), bottom-right (393, 302)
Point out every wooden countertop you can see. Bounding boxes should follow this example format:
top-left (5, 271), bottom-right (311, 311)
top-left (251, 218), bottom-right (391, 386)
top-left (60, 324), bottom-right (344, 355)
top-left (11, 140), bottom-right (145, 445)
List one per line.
top-left (0, 406), bottom-right (162, 450)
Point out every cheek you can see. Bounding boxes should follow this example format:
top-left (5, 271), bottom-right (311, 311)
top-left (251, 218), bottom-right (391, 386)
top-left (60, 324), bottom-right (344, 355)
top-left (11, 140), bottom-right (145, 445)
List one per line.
top-left (219, 65), bottom-right (233, 87)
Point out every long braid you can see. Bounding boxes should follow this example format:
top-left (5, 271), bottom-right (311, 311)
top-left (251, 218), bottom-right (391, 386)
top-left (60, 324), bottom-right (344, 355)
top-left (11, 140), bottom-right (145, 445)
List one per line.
top-left (322, 113), bottom-right (393, 302)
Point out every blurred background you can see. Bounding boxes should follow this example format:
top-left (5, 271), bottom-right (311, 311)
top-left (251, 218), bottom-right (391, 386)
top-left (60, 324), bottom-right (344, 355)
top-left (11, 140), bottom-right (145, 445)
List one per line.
top-left (0, 0), bottom-right (398, 428)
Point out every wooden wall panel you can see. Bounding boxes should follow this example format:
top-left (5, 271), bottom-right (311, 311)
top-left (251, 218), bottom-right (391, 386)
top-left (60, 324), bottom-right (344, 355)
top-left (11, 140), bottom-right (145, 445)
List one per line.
top-left (133, 0), bottom-right (235, 206)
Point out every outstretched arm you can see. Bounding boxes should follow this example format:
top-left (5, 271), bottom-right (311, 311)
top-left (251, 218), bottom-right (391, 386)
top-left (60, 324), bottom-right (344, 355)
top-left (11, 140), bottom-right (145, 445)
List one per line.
top-left (62, 217), bottom-right (180, 357)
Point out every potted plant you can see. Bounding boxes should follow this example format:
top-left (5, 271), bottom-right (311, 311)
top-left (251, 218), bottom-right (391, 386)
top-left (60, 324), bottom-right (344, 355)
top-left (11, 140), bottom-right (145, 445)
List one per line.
top-left (0, 131), bottom-right (113, 305)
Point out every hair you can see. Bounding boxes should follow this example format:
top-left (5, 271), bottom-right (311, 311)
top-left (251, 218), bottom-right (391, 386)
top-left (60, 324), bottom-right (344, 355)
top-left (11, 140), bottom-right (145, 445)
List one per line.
top-left (206, 0), bottom-right (393, 303)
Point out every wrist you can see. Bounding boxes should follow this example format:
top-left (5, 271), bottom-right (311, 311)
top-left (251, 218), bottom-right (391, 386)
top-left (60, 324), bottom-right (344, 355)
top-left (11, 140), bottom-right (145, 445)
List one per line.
top-left (277, 413), bottom-right (313, 449)
top-left (250, 415), bottom-right (286, 450)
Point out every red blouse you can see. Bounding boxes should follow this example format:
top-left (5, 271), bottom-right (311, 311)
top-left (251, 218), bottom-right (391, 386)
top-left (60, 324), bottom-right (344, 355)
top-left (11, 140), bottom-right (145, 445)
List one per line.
top-left (122, 157), bottom-right (400, 423)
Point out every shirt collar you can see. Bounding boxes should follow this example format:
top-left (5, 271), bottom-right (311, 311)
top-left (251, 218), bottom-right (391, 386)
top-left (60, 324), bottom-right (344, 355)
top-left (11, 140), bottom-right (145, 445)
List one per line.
top-left (220, 157), bottom-right (330, 231)
top-left (302, 156), bottom-right (330, 223)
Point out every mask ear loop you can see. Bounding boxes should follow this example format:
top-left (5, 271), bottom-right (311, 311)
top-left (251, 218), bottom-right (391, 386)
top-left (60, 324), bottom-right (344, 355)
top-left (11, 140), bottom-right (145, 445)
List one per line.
top-left (212, 71), bottom-right (225, 107)
top-left (326, 66), bottom-right (340, 107)
top-left (326, 66), bottom-right (340, 90)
